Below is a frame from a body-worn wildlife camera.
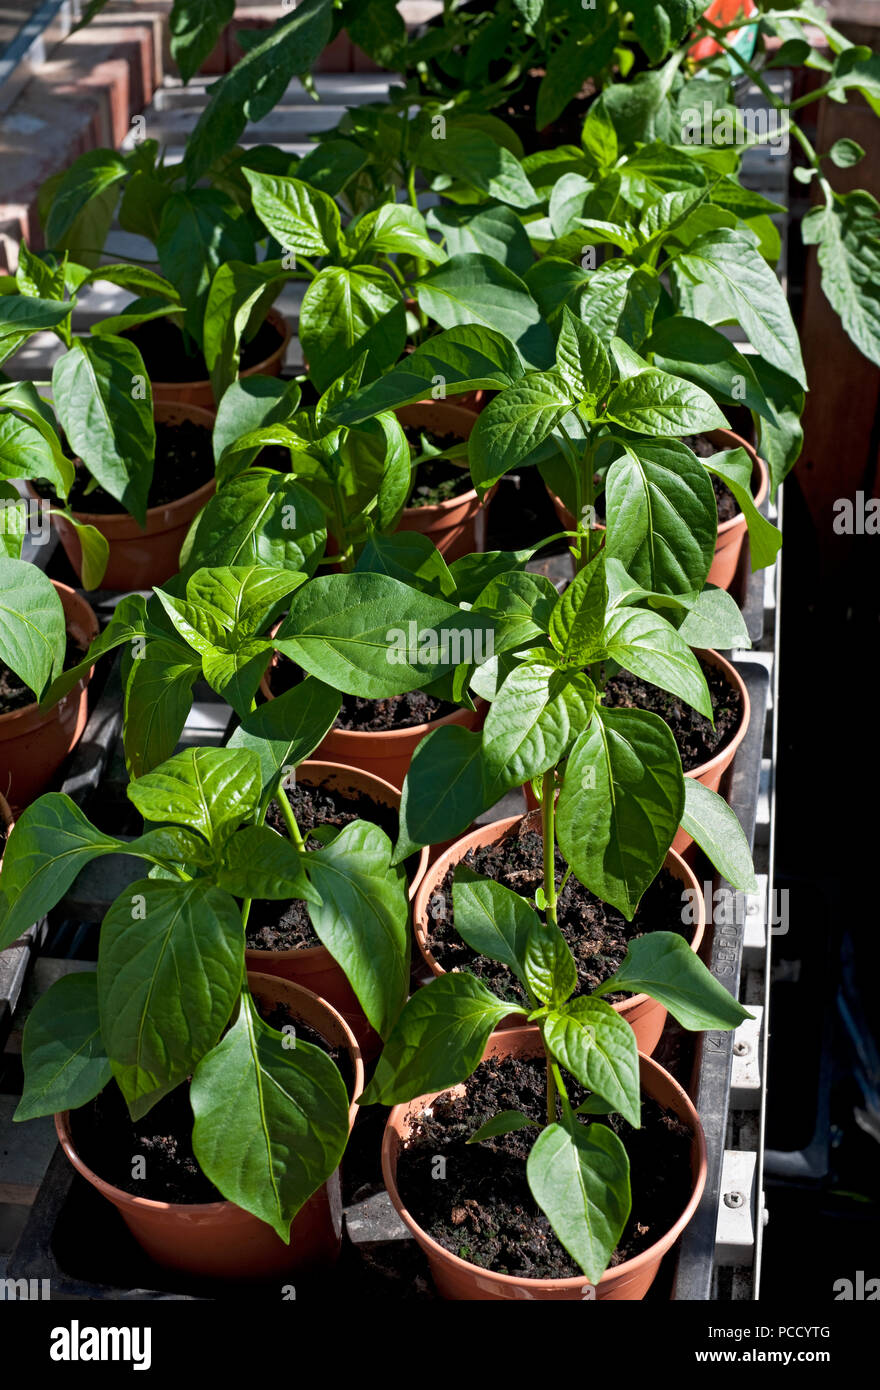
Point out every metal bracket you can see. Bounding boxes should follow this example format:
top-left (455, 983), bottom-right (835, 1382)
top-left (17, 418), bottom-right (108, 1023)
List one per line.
top-left (731, 1006), bottom-right (763, 1109)
top-left (715, 1150), bottom-right (757, 1267)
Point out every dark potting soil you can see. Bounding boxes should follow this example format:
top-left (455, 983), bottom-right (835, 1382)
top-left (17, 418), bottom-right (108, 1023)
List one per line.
top-left (70, 996), bottom-right (348, 1205)
top-left (270, 653), bottom-right (456, 731)
top-left (34, 420), bottom-right (214, 515)
top-left (0, 633), bottom-right (86, 715)
top-left (122, 314), bottom-right (283, 383)
top-left (601, 655), bottom-right (742, 772)
top-left (427, 825), bottom-right (688, 1007)
top-left (404, 428), bottom-right (472, 509)
top-left (396, 1053), bottom-right (693, 1279)
top-left (245, 783), bottom-right (400, 952)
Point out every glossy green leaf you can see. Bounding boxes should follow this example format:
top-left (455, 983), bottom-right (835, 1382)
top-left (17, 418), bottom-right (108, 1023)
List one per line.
top-left (604, 606), bottom-right (712, 718)
top-left (415, 254), bottom-right (554, 370)
top-left (680, 781), bottom-right (757, 893)
top-left (549, 550), bottom-right (607, 664)
top-left (452, 866), bottom-right (538, 982)
top-left (299, 265), bottom-right (405, 394)
top-left (126, 746), bottom-right (261, 845)
top-left (0, 556), bottom-right (66, 700)
top-left (394, 723), bottom-right (487, 862)
top-left (15, 973), bottom-right (111, 1122)
top-left (227, 676), bottom-right (341, 798)
top-left (598, 931), bottom-right (751, 1030)
top-left (527, 1121), bottom-right (631, 1284)
top-left (523, 921), bottom-right (577, 1007)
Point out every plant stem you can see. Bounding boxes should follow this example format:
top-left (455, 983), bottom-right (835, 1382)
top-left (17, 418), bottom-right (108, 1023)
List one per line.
top-left (545, 1044), bottom-right (557, 1127)
top-left (541, 768), bottom-right (557, 928)
top-left (276, 783), bottom-right (306, 852)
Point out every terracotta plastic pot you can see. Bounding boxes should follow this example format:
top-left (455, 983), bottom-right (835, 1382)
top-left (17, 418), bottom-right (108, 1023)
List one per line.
top-left (245, 760), bottom-right (429, 1058)
top-left (394, 401), bottom-right (493, 562)
top-left (261, 656), bottom-right (487, 790)
top-left (382, 1030), bottom-right (708, 1300)
top-left (55, 974), bottom-right (363, 1282)
top-left (146, 307), bottom-right (290, 409)
top-left (0, 582), bottom-right (99, 809)
top-left (412, 811), bottom-right (705, 1056)
top-left (31, 403), bottom-right (217, 593)
top-left (547, 428), bottom-right (769, 594)
top-left (672, 648), bottom-right (751, 855)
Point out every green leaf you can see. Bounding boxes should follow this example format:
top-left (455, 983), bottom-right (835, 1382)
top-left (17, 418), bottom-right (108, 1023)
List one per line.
top-left (157, 189), bottom-right (253, 342)
top-left (749, 356), bottom-right (804, 497)
top-left (604, 440), bottom-right (717, 602)
top-left (678, 586), bottom-right (751, 651)
top-left (801, 193), bottom-right (880, 369)
top-left (360, 974), bottom-right (522, 1107)
top-left (543, 997), bottom-right (640, 1125)
top-left (0, 296), bottom-right (76, 356)
top-left (0, 384), bottom-right (73, 494)
top-left (527, 1121), bottom-right (631, 1284)
top-left (415, 254), bottom-right (554, 370)
top-left (98, 878), bottom-right (243, 1118)
top-left (828, 138), bottom-right (865, 169)
top-left (170, 0), bottom-right (236, 84)
top-left (182, 471), bottom-right (326, 576)
top-left (191, 990), bottom-right (349, 1240)
top-left (394, 723), bottom-right (487, 862)
top-left (680, 781), bottom-right (757, 893)
top-left (523, 921), bottom-right (577, 1007)
top-left (348, 202), bottom-right (445, 267)
top-left (469, 373), bottom-right (571, 493)
top-left (44, 150), bottom-right (128, 246)
top-left (306, 821), bottom-right (410, 1039)
top-left (275, 572), bottom-right (494, 698)
top-left (556, 707), bottom-right (684, 919)
top-left (482, 663), bottom-right (596, 792)
top-left (452, 867), bottom-right (538, 982)
top-left (598, 931), bottom-right (751, 1030)
top-left (0, 556), bottom-right (66, 700)
top-left (604, 607), bottom-right (712, 718)
top-left (245, 169), bottom-right (342, 258)
top-left (183, 0), bottom-right (333, 184)
top-left (204, 259), bottom-right (289, 403)
top-left (672, 229), bottom-right (806, 389)
top-left (39, 593), bottom-right (150, 710)
top-left (122, 638), bottom-right (201, 778)
top-left (0, 795), bottom-right (122, 951)
top-left (549, 550), bottom-right (607, 664)
top-left (15, 974), bottom-right (111, 1122)
top-left (428, 203), bottom-right (533, 277)
top-left (647, 316), bottom-right (778, 422)
top-left (701, 448), bottom-right (781, 569)
top-left (50, 509), bottom-right (109, 590)
top-left (51, 336), bottom-right (155, 526)
top-left (575, 261), bottom-right (661, 349)
top-left (216, 824), bottom-right (317, 903)
top-left (554, 308), bottom-right (611, 404)
top-left (604, 368), bottom-right (726, 436)
top-left (536, 19), bottom-right (618, 129)
top-left (299, 265), bottom-right (405, 395)
top-left (467, 1109), bottom-right (538, 1143)
top-left (417, 126), bottom-right (537, 210)
top-left (330, 324), bottom-right (523, 426)
top-left (213, 375), bottom-right (301, 469)
top-left (357, 532), bottom-right (456, 599)
top-left (227, 676), bottom-right (341, 798)
top-left (126, 746), bottom-right (261, 845)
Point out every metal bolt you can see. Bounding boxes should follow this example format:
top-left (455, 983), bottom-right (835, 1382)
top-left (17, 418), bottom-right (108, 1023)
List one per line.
top-left (724, 1191), bottom-right (745, 1209)
top-left (733, 1040), bottom-right (750, 1056)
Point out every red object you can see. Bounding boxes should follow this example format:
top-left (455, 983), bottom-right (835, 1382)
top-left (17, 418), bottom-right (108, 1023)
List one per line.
top-left (690, 0), bottom-right (759, 63)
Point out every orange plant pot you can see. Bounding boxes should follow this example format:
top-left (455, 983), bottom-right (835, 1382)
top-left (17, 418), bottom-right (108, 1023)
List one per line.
top-left (0, 582), bottom-right (99, 809)
top-left (394, 401), bottom-right (493, 562)
top-left (261, 657), bottom-right (487, 791)
top-left (382, 1031), bottom-right (708, 1300)
top-left (55, 974), bottom-right (363, 1282)
top-left (32, 403), bottom-right (218, 592)
top-left (147, 308), bottom-right (290, 410)
top-left (411, 810), bottom-right (705, 1056)
top-left (547, 427), bottom-right (770, 594)
top-left (244, 760), bottom-right (429, 1058)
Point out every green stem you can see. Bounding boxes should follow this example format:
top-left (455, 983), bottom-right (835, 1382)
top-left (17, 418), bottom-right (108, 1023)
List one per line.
top-left (276, 783), bottom-right (306, 852)
top-left (545, 1046), bottom-right (557, 1127)
top-left (541, 768), bottom-right (557, 928)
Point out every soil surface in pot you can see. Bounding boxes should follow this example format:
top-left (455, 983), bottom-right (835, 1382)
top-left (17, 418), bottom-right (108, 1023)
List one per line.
top-left (245, 784), bottom-right (401, 951)
top-left (404, 427), bottom-right (472, 508)
top-left (70, 1001), bottom-right (348, 1204)
top-left (600, 655), bottom-right (743, 772)
top-left (34, 419), bottom-right (214, 515)
top-left (427, 825), bottom-right (688, 1006)
top-left (270, 654), bottom-right (457, 731)
top-left (0, 633), bottom-right (87, 716)
top-left (396, 1053), bottom-right (692, 1279)
top-left (122, 315), bottom-right (283, 383)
